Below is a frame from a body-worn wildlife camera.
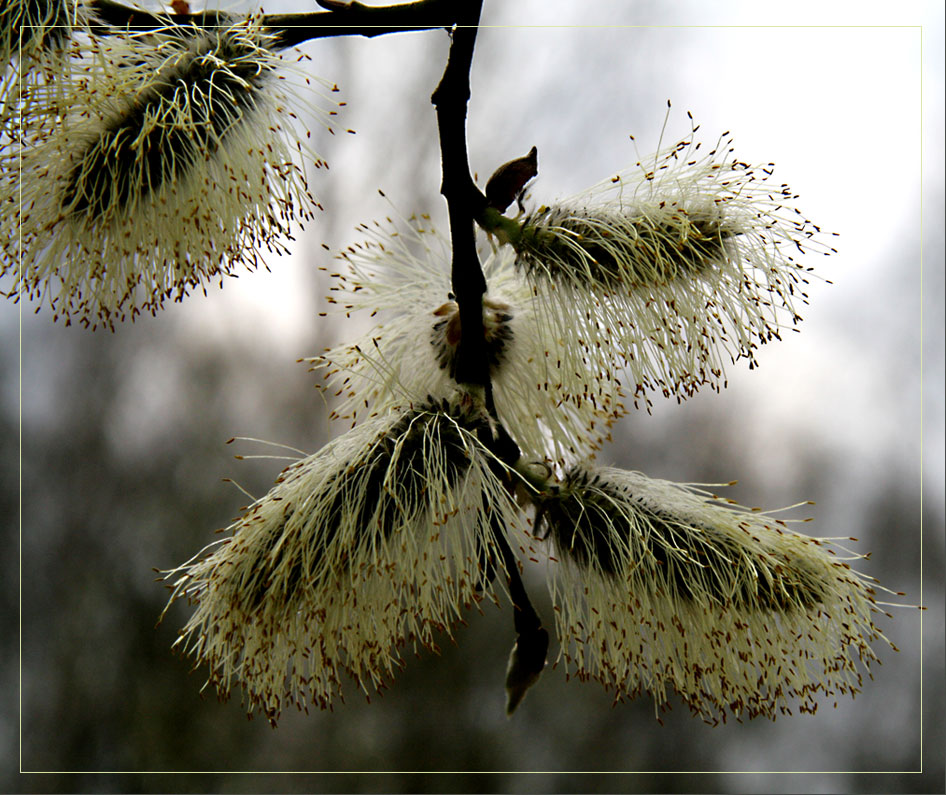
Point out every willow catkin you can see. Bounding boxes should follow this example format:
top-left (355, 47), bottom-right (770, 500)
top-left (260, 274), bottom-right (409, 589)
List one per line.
top-left (163, 394), bottom-right (523, 723)
top-left (536, 466), bottom-right (892, 721)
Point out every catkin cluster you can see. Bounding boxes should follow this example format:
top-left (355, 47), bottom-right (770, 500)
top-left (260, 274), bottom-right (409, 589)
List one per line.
top-left (3, 7), bottom-right (898, 725)
top-left (166, 123), bottom-right (897, 723)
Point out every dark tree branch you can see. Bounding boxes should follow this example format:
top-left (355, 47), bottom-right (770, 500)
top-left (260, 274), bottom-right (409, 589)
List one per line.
top-left (430, 2), bottom-right (490, 390)
top-left (429, 19), bottom-right (538, 678)
top-left (272, 0), bottom-right (458, 46)
top-left (85, 0), bottom-right (460, 47)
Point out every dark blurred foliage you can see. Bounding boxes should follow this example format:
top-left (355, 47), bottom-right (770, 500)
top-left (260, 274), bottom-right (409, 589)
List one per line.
top-left (5, 307), bottom-right (940, 792)
top-left (4, 3), bottom-right (944, 793)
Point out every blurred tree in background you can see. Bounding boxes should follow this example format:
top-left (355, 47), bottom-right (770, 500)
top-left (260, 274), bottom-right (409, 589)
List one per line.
top-left (3, 0), bottom-right (943, 792)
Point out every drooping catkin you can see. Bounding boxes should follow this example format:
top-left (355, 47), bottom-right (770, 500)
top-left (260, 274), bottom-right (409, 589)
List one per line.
top-left (2, 15), bottom-right (337, 328)
top-left (534, 466), bottom-right (892, 721)
top-left (505, 120), bottom-right (836, 408)
top-left (163, 394), bottom-right (523, 723)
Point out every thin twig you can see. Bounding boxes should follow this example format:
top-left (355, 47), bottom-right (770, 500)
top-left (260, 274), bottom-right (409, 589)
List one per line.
top-left (491, 516), bottom-right (542, 636)
top-left (430, 1), bottom-right (490, 391)
top-left (85, 0), bottom-right (459, 47)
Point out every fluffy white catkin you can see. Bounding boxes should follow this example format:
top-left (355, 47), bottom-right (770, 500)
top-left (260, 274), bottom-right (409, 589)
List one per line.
top-left (505, 118), bottom-right (836, 409)
top-left (2, 15), bottom-right (337, 328)
top-left (535, 466), bottom-right (894, 721)
top-left (163, 394), bottom-right (524, 722)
